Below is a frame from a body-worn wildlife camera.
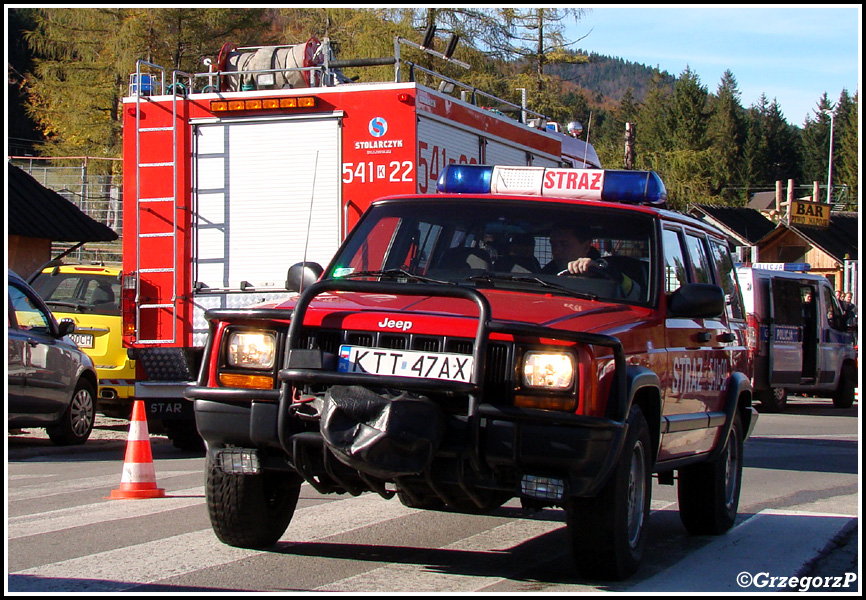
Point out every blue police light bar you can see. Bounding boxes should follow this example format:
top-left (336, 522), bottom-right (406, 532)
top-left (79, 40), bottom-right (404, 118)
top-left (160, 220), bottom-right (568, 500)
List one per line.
top-left (436, 165), bottom-right (667, 205)
top-left (747, 262), bottom-right (812, 272)
top-left (436, 164), bottom-right (493, 194)
top-left (601, 170), bottom-right (667, 205)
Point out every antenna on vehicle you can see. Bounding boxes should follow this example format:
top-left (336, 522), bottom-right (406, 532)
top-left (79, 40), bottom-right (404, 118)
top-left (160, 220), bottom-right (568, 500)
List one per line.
top-left (299, 152), bottom-right (320, 294)
top-left (584, 111), bottom-right (593, 168)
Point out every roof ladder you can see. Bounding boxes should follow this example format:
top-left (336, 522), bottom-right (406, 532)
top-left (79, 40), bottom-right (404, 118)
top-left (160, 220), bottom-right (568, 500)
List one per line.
top-left (132, 62), bottom-right (191, 344)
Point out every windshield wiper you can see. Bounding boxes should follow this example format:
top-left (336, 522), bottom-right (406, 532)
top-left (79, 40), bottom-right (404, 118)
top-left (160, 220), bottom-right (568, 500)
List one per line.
top-left (336, 269), bottom-right (453, 285)
top-left (44, 299), bottom-right (89, 312)
top-left (466, 274), bottom-right (598, 300)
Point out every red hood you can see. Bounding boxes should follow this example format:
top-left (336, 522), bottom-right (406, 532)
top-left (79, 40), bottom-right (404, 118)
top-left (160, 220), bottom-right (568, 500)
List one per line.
top-left (268, 289), bottom-right (648, 338)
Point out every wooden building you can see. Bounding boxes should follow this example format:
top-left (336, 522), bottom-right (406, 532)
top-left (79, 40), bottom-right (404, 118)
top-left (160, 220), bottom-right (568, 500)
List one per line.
top-left (755, 212), bottom-right (859, 293)
top-left (689, 204), bottom-right (858, 296)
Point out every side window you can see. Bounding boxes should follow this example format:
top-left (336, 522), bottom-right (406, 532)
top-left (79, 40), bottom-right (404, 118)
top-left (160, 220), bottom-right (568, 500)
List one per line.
top-left (770, 278), bottom-right (803, 326)
top-left (662, 228), bottom-right (689, 293)
top-left (822, 286), bottom-right (841, 327)
top-left (9, 284), bottom-right (51, 333)
top-left (710, 241), bottom-right (745, 320)
top-left (684, 233), bottom-right (712, 284)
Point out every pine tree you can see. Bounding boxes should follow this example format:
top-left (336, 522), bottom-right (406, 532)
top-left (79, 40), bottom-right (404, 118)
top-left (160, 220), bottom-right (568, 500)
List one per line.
top-left (671, 66), bottom-right (708, 151)
top-left (800, 93), bottom-right (835, 191)
top-left (743, 95), bottom-right (801, 192)
top-left (706, 70), bottom-right (746, 203)
top-left (635, 69), bottom-right (673, 156)
top-left (616, 87), bottom-right (640, 126)
top-left (834, 90), bottom-right (858, 205)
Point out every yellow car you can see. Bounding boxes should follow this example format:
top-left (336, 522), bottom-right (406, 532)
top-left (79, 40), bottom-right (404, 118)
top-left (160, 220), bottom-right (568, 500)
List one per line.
top-left (30, 264), bottom-right (136, 419)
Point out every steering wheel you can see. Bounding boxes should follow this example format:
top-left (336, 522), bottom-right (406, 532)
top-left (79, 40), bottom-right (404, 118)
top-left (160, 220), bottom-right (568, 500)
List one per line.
top-left (557, 259), bottom-right (618, 281)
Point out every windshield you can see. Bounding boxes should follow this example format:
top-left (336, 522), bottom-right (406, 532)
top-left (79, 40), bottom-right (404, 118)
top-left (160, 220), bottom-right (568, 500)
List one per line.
top-left (327, 198), bottom-right (655, 304)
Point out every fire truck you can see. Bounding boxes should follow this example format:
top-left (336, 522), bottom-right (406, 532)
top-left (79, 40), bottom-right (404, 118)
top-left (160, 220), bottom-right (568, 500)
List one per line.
top-left (121, 36), bottom-right (603, 447)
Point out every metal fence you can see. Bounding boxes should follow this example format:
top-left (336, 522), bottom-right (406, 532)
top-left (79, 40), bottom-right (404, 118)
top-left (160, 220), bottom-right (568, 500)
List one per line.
top-left (10, 156), bottom-right (124, 265)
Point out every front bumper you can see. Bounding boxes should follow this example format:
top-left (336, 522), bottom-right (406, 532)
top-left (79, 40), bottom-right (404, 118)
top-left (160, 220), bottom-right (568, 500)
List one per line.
top-left (189, 279), bottom-right (631, 502)
top-left (192, 392), bottom-right (627, 499)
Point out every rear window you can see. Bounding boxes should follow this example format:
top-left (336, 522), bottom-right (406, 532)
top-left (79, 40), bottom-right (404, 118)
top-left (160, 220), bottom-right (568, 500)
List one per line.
top-left (31, 271), bottom-right (121, 316)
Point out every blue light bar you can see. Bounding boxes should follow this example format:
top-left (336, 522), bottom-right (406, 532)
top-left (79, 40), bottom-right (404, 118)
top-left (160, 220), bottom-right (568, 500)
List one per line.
top-left (436, 164), bottom-right (493, 194)
top-left (749, 262), bottom-right (812, 272)
top-left (436, 164), bottom-right (667, 205)
top-left (601, 170), bottom-right (667, 205)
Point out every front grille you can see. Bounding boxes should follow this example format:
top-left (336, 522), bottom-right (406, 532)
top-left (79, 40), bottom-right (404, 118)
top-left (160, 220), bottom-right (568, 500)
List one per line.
top-left (295, 328), bottom-right (513, 399)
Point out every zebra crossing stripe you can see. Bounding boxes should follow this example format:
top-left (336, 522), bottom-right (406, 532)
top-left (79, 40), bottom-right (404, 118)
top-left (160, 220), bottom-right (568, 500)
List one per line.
top-left (8, 492), bottom-right (416, 592)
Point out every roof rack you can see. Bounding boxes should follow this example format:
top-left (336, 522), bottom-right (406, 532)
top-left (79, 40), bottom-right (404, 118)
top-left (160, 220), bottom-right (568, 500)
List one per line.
top-left (128, 35), bottom-right (563, 130)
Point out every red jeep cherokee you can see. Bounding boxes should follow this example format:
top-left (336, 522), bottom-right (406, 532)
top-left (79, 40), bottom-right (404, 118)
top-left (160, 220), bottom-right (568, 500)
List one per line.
top-left (187, 165), bottom-right (757, 580)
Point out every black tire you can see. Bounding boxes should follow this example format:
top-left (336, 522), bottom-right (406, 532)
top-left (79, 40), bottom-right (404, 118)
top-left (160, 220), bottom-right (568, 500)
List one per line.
top-left (206, 453), bottom-right (302, 548)
top-left (677, 412), bottom-right (744, 535)
top-left (566, 405), bottom-right (652, 581)
top-left (832, 363), bottom-right (856, 408)
top-left (756, 387), bottom-right (787, 412)
top-left (47, 379), bottom-right (96, 445)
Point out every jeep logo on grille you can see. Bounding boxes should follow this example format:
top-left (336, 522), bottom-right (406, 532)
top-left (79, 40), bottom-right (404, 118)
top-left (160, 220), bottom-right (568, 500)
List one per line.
top-left (378, 318), bottom-right (413, 331)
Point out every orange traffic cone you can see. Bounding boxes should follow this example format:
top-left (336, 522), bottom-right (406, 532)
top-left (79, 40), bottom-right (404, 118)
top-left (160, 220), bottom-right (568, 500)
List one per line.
top-left (107, 400), bottom-right (165, 499)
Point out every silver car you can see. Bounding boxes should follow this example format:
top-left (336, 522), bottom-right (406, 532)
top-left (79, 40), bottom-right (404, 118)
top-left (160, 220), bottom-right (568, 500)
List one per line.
top-left (8, 270), bottom-right (98, 444)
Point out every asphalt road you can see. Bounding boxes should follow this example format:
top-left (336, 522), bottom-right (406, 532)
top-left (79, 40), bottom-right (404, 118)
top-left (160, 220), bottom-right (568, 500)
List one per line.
top-left (6, 396), bottom-right (860, 593)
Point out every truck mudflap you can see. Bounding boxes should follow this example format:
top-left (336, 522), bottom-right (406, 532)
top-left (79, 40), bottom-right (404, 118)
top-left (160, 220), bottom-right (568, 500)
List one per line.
top-left (320, 385), bottom-right (445, 479)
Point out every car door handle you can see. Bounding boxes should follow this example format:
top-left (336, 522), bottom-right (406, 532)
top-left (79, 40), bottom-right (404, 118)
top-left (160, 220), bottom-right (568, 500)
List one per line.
top-left (696, 332), bottom-right (712, 343)
top-left (718, 332), bottom-right (736, 343)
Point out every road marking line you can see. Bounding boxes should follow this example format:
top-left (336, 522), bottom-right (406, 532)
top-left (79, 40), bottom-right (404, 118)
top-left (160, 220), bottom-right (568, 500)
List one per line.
top-left (8, 492), bottom-right (416, 592)
top-left (316, 517), bottom-right (564, 593)
top-left (6, 470), bottom-right (200, 502)
top-left (7, 487), bottom-right (206, 539)
top-left (628, 509), bottom-right (856, 592)
top-left (317, 500), bottom-right (676, 592)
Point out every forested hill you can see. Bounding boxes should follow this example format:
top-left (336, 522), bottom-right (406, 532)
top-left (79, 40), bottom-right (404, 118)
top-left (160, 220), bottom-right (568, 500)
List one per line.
top-left (548, 51), bottom-right (677, 105)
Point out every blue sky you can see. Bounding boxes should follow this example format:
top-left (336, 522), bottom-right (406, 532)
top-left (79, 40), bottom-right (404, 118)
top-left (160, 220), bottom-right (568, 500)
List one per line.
top-left (565, 5), bottom-right (861, 125)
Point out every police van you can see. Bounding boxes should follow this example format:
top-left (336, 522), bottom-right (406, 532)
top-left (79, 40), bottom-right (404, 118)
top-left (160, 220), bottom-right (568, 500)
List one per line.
top-left (736, 265), bottom-right (857, 411)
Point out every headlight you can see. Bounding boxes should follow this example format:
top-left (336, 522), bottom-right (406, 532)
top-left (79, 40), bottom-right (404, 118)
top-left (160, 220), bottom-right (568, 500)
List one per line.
top-left (522, 351), bottom-right (575, 389)
top-left (227, 331), bottom-right (276, 369)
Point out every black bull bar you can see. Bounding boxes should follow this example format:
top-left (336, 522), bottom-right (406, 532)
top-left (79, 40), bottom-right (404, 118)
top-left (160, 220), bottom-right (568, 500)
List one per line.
top-left (277, 279), bottom-right (629, 461)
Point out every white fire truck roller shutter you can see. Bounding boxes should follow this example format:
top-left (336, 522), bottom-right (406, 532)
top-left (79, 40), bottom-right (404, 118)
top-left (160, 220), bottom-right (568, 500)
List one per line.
top-left (192, 116), bottom-right (341, 293)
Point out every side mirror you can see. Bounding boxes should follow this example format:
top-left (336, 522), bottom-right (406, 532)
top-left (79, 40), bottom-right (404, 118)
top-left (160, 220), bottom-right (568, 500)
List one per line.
top-left (58, 318), bottom-right (76, 337)
top-left (668, 283), bottom-right (725, 318)
top-left (286, 262), bottom-right (324, 292)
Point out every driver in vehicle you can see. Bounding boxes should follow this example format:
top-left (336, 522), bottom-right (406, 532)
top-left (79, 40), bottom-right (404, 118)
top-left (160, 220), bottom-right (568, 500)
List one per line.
top-left (541, 224), bottom-right (602, 275)
top-left (541, 225), bottom-right (639, 299)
